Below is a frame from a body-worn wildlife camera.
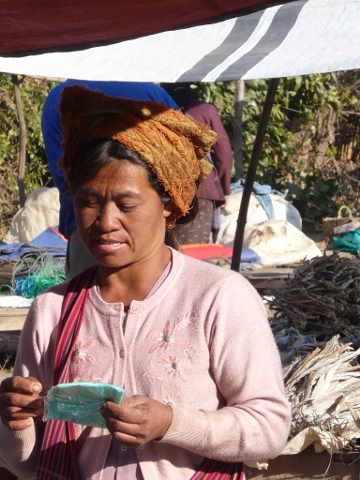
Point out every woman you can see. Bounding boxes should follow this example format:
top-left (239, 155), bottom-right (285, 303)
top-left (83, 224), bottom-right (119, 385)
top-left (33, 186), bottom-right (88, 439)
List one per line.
top-left (0, 86), bottom-right (291, 480)
top-left (41, 79), bottom-right (180, 278)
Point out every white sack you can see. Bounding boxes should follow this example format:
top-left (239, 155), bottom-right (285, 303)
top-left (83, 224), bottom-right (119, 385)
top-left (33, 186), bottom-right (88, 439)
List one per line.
top-left (217, 192), bottom-right (302, 246)
top-left (222, 219), bottom-right (321, 267)
top-left (3, 187), bottom-right (60, 244)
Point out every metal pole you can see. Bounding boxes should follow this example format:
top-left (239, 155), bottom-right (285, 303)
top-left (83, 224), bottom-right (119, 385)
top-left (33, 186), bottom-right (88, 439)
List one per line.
top-left (231, 78), bottom-right (280, 272)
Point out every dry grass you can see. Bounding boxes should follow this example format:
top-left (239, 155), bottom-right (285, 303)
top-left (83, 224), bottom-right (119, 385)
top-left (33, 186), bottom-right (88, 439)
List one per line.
top-left (0, 355), bottom-right (14, 375)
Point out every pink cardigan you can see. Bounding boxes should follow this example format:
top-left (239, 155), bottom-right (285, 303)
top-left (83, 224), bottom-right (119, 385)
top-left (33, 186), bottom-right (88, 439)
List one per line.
top-left (0, 248), bottom-right (291, 479)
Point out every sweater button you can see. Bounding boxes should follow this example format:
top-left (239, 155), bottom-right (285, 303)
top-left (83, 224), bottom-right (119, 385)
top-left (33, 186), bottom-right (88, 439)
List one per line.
top-left (130, 305), bottom-right (140, 313)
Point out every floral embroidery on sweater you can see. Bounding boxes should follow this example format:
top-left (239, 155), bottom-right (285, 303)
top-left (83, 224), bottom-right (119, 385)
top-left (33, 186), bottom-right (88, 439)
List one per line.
top-left (158, 354), bottom-right (188, 381)
top-left (71, 339), bottom-right (97, 381)
top-left (147, 319), bottom-right (187, 354)
top-left (145, 313), bottom-right (199, 402)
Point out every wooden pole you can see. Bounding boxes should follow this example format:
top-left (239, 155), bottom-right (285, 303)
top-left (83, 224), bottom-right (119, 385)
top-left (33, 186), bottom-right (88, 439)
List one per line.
top-left (11, 74), bottom-right (27, 208)
top-left (231, 78), bottom-right (280, 272)
top-left (233, 79), bottom-right (245, 181)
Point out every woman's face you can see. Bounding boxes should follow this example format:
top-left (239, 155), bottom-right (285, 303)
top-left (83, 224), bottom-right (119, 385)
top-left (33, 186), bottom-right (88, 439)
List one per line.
top-left (74, 160), bottom-right (172, 270)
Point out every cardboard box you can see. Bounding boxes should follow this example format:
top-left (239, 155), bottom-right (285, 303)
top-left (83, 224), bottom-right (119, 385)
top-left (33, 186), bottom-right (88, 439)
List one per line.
top-left (245, 448), bottom-right (360, 479)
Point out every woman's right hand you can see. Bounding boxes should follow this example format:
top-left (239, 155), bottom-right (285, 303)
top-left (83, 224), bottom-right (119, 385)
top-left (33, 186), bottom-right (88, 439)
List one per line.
top-left (0, 376), bottom-right (43, 431)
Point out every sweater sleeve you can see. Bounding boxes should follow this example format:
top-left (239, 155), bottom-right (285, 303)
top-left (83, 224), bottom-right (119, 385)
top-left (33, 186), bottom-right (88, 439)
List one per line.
top-left (0, 291), bottom-right (61, 477)
top-left (161, 273), bottom-right (291, 463)
top-left (0, 419), bottom-right (40, 479)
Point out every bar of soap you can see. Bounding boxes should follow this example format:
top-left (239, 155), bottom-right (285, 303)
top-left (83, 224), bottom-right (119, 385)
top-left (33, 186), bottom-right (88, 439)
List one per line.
top-left (45, 382), bottom-right (125, 428)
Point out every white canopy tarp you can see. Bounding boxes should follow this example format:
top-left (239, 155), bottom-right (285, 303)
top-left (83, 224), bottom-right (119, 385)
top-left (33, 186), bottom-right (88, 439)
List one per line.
top-left (0, 0), bottom-right (359, 82)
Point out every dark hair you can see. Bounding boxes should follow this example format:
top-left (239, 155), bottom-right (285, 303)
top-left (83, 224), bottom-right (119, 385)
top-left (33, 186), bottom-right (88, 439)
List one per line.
top-left (67, 139), bottom-right (198, 249)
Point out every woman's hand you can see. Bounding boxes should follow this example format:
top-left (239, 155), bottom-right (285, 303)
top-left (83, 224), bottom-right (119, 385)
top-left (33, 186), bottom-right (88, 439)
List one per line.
top-left (101, 395), bottom-right (173, 448)
top-left (0, 376), bottom-right (43, 431)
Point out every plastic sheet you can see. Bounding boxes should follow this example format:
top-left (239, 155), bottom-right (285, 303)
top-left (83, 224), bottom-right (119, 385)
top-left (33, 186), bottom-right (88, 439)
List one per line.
top-left (333, 229), bottom-right (360, 254)
top-left (45, 382), bottom-right (125, 428)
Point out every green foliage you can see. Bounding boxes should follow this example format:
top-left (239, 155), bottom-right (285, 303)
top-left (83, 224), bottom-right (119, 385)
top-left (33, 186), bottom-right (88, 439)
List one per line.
top-left (0, 72), bottom-right (359, 237)
top-left (193, 73), bottom-right (359, 228)
top-left (282, 73), bottom-right (340, 120)
top-left (0, 74), bottom-right (58, 235)
top-left (286, 162), bottom-right (338, 229)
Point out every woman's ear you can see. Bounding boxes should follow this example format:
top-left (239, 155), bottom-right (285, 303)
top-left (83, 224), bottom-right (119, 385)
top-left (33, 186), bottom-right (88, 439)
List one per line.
top-left (163, 201), bottom-right (174, 219)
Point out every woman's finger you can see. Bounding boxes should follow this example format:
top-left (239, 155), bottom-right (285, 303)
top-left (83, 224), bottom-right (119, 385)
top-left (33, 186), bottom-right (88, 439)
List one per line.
top-left (0, 376), bottom-right (42, 395)
top-left (2, 416), bottom-right (34, 431)
top-left (0, 394), bottom-right (44, 419)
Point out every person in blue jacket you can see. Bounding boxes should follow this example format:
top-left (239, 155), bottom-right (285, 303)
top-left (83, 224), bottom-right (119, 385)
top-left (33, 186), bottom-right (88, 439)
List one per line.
top-left (42, 80), bottom-right (178, 278)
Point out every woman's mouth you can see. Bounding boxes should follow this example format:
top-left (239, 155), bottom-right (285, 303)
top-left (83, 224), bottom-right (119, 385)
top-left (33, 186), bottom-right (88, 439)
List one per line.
top-left (95, 238), bottom-right (127, 251)
top-left (98, 239), bottom-right (121, 246)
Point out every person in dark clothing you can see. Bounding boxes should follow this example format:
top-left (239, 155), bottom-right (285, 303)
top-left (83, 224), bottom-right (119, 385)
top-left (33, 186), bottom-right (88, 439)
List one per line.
top-left (161, 83), bottom-right (233, 244)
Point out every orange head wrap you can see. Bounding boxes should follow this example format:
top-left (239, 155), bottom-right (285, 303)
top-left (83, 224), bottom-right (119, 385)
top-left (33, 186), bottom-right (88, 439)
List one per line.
top-left (59, 85), bottom-right (217, 224)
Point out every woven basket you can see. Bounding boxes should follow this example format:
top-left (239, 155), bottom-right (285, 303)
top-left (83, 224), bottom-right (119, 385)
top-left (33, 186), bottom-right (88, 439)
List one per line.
top-left (322, 206), bottom-right (353, 240)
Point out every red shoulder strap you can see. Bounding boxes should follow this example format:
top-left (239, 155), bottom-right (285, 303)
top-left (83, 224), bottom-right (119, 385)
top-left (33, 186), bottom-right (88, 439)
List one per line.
top-left (37, 266), bottom-right (97, 480)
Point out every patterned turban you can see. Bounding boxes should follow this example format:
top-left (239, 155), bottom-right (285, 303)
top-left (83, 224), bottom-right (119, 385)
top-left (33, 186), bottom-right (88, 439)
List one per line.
top-left (59, 85), bottom-right (217, 224)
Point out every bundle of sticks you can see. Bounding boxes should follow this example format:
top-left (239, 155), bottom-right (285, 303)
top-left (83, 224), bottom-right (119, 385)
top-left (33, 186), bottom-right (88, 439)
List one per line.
top-left (268, 253), bottom-right (360, 364)
top-left (266, 254), bottom-right (360, 455)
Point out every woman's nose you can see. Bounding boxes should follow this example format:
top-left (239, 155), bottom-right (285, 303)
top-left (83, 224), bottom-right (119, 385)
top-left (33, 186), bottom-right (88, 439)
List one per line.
top-left (97, 203), bottom-right (120, 231)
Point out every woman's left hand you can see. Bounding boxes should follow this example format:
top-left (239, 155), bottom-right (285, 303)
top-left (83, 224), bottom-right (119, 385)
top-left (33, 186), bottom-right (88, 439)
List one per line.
top-left (101, 395), bottom-right (173, 447)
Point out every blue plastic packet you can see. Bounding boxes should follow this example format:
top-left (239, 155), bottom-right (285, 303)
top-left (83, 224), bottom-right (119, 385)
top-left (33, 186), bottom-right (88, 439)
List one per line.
top-left (44, 382), bottom-right (125, 428)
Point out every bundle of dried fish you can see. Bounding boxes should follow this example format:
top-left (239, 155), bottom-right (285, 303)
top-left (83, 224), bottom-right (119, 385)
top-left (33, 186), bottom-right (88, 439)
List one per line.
top-left (282, 335), bottom-right (360, 455)
top-left (267, 253), bottom-right (360, 363)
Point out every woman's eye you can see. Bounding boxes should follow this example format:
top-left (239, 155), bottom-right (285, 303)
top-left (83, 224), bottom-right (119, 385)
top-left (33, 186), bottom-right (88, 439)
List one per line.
top-left (120, 204), bottom-right (136, 212)
top-left (81, 198), bottom-right (99, 207)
